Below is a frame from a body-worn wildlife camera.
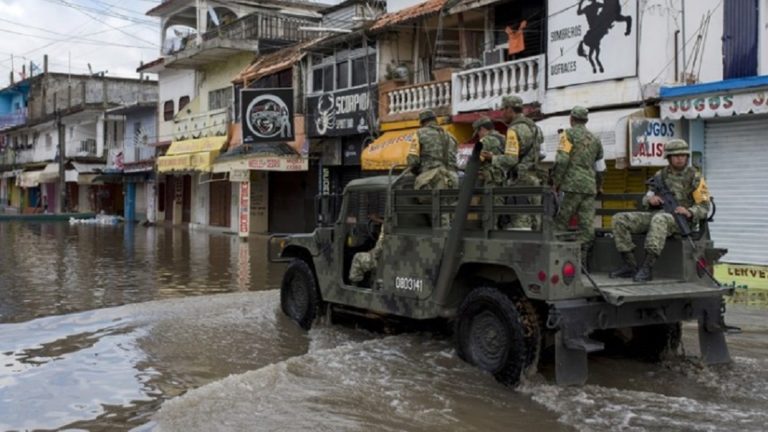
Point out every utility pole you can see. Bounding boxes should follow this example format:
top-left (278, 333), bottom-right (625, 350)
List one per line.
top-left (57, 110), bottom-right (66, 213)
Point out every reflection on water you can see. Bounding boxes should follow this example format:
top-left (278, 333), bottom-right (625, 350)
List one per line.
top-left (0, 222), bottom-right (281, 324)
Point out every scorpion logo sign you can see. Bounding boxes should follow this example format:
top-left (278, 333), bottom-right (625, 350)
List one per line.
top-left (315, 94), bottom-right (336, 136)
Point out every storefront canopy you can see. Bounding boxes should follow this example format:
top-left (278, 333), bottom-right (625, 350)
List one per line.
top-left (660, 75), bottom-right (768, 120)
top-left (361, 123), bottom-right (473, 171)
top-left (157, 136), bottom-right (227, 174)
top-left (17, 170), bottom-right (42, 188)
top-left (536, 108), bottom-right (643, 162)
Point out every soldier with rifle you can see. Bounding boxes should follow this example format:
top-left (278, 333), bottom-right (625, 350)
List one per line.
top-left (610, 139), bottom-right (711, 282)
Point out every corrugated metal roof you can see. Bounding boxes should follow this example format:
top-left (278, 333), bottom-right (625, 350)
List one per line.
top-left (370, 0), bottom-right (447, 32)
top-left (232, 38), bottom-right (325, 84)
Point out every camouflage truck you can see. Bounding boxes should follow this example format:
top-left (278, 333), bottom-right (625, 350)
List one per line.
top-left (273, 144), bottom-right (732, 386)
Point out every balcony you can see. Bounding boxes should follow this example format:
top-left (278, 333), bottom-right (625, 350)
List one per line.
top-left (164, 11), bottom-right (319, 69)
top-left (380, 80), bottom-right (452, 122)
top-left (124, 146), bottom-right (156, 164)
top-left (0, 109), bottom-right (27, 130)
top-left (451, 55), bottom-right (544, 114)
top-left (77, 139), bottom-right (97, 156)
top-left (174, 108), bottom-right (228, 141)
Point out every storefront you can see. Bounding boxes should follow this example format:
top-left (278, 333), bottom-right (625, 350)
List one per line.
top-left (661, 76), bottom-right (768, 289)
top-left (157, 136), bottom-right (227, 225)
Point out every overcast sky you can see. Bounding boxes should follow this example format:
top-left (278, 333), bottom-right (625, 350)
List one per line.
top-left (0, 0), bottom-right (161, 86)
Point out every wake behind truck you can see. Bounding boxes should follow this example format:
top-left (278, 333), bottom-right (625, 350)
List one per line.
top-left (272, 143), bottom-right (732, 386)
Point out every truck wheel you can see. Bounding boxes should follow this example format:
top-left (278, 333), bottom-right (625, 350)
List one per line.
top-left (630, 322), bottom-right (682, 361)
top-left (508, 293), bottom-right (541, 374)
top-left (456, 287), bottom-right (527, 386)
top-left (280, 259), bottom-right (321, 330)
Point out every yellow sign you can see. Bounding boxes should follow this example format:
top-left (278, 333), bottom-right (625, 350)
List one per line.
top-left (715, 263), bottom-right (768, 290)
top-left (157, 150), bottom-right (221, 173)
top-left (362, 123), bottom-right (473, 171)
top-left (166, 136), bottom-right (227, 155)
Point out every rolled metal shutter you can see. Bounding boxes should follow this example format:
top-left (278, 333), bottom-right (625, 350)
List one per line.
top-left (704, 117), bottom-right (768, 265)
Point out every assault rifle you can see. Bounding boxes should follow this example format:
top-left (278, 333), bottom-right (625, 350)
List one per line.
top-left (646, 176), bottom-right (721, 286)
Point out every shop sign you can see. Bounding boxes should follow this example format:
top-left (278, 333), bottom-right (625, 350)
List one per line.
top-left (230, 170), bottom-right (250, 182)
top-left (307, 86), bottom-right (377, 137)
top-left (241, 88), bottom-right (294, 144)
top-left (714, 263), bottom-right (768, 290)
top-left (661, 90), bottom-right (768, 119)
top-left (239, 181), bottom-right (251, 238)
top-left (628, 119), bottom-right (681, 166)
top-left (342, 137), bottom-right (363, 166)
top-left (246, 156), bottom-right (308, 172)
top-left (546, 0), bottom-right (637, 88)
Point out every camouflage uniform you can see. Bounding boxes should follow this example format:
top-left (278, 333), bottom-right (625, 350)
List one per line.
top-left (612, 166), bottom-right (710, 256)
top-left (610, 138), bottom-right (710, 281)
top-left (349, 230), bottom-right (384, 284)
top-left (552, 106), bottom-right (605, 245)
top-left (502, 96), bottom-right (543, 230)
top-left (408, 110), bottom-right (459, 226)
top-left (473, 117), bottom-right (507, 188)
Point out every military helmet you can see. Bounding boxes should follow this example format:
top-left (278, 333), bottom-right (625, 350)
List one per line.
top-left (570, 106), bottom-right (589, 121)
top-left (501, 95), bottom-right (523, 109)
top-left (418, 109), bottom-right (437, 123)
top-left (664, 139), bottom-right (689, 157)
top-left (472, 116), bottom-right (494, 132)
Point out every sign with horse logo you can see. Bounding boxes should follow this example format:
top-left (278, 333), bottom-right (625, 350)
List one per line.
top-left (546, 0), bottom-right (637, 88)
top-left (240, 88), bottom-right (294, 144)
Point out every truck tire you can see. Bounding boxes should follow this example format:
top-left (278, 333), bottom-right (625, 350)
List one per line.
top-left (630, 322), bottom-right (682, 361)
top-left (508, 293), bottom-right (541, 374)
top-left (280, 259), bottom-right (321, 330)
top-left (455, 287), bottom-right (527, 386)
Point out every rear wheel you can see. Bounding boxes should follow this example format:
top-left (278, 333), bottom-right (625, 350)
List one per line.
top-left (630, 322), bottom-right (682, 361)
top-left (456, 287), bottom-right (527, 386)
top-left (280, 259), bottom-right (321, 330)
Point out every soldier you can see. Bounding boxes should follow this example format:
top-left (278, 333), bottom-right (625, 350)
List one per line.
top-left (501, 95), bottom-right (543, 229)
top-left (610, 139), bottom-right (710, 282)
top-left (473, 116), bottom-right (507, 188)
top-left (407, 109), bottom-right (459, 226)
top-left (349, 213), bottom-right (385, 286)
top-left (551, 106), bottom-right (605, 268)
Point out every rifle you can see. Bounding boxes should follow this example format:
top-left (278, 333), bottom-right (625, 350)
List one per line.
top-left (646, 176), bottom-right (721, 286)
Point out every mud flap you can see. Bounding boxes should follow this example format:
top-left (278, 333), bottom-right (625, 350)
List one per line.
top-left (698, 301), bottom-right (731, 365)
top-left (555, 331), bottom-right (588, 386)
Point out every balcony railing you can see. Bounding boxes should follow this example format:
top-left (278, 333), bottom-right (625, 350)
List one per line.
top-left (0, 109), bottom-right (27, 130)
top-left (124, 146), bottom-right (155, 164)
top-left (174, 108), bottom-right (228, 141)
top-left (201, 11), bottom-right (318, 44)
top-left (452, 55), bottom-right (544, 114)
top-left (78, 138), bottom-right (97, 156)
top-left (385, 81), bottom-right (452, 116)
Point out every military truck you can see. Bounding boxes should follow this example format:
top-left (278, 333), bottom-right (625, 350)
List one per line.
top-left (272, 144), bottom-right (732, 386)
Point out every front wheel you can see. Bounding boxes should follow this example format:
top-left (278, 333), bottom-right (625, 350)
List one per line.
top-left (280, 259), bottom-right (321, 330)
top-left (455, 287), bottom-right (527, 386)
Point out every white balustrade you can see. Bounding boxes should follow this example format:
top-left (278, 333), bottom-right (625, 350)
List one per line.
top-left (451, 54), bottom-right (544, 115)
top-left (386, 81), bottom-right (452, 115)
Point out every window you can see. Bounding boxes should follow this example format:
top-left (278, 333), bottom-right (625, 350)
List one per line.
top-left (163, 100), bottom-right (174, 121)
top-left (209, 87), bottom-right (232, 111)
top-left (336, 60), bottom-right (349, 90)
top-left (352, 54), bottom-right (376, 87)
top-left (312, 68), bottom-right (324, 92)
top-left (178, 95), bottom-right (190, 111)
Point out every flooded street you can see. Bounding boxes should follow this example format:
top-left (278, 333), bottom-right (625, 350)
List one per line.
top-left (1, 222), bottom-right (767, 431)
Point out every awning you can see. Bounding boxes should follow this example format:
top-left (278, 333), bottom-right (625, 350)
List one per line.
top-left (2, 169), bottom-right (22, 179)
top-left (18, 170), bottom-right (42, 188)
top-left (212, 154), bottom-right (308, 173)
top-left (537, 108), bottom-right (643, 162)
top-left (157, 136), bottom-right (228, 173)
top-left (361, 123), bottom-right (473, 170)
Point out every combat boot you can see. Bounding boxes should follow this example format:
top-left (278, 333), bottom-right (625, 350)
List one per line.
top-left (609, 252), bottom-right (637, 278)
top-left (633, 252), bottom-right (658, 282)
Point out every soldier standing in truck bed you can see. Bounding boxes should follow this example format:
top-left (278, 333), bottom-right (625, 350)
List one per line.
top-left (551, 106), bottom-right (605, 269)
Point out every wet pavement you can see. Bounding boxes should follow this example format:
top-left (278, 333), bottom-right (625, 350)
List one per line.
top-left (1, 222), bottom-right (767, 431)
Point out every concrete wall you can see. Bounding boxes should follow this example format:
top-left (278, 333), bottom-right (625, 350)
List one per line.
top-left (198, 52), bottom-right (251, 114)
top-left (158, 69), bottom-right (196, 144)
top-left (761, 0), bottom-right (768, 76)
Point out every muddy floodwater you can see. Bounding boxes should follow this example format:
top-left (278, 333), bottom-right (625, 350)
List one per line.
top-left (1, 222), bottom-right (767, 431)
